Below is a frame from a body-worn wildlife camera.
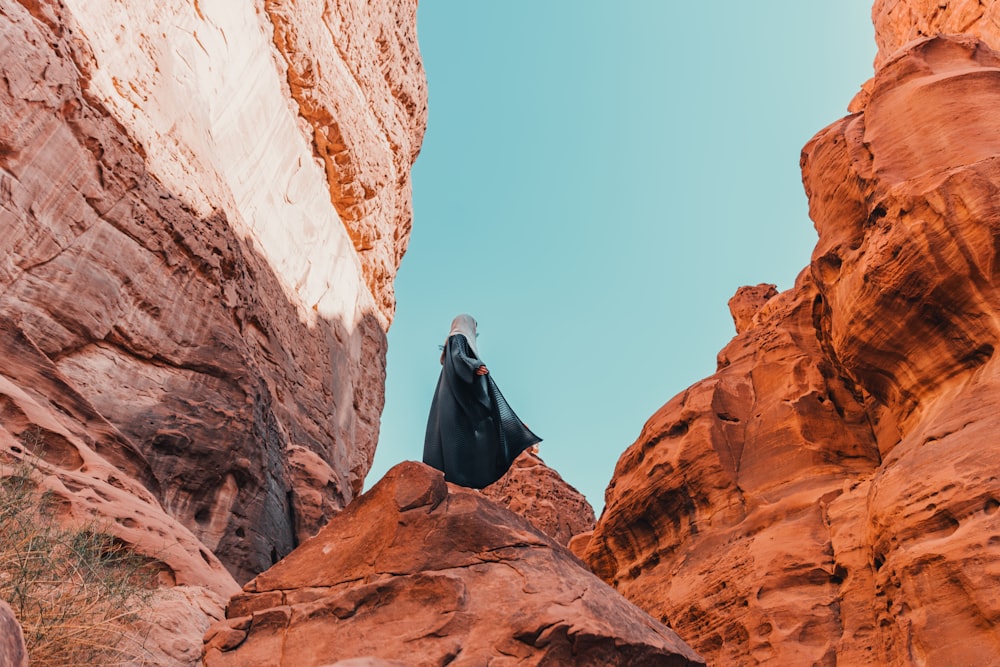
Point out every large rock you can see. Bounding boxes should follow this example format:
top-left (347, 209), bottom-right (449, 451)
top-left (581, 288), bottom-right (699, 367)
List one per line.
top-left (872, 0), bottom-right (1000, 67)
top-left (583, 274), bottom-right (881, 666)
top-left (203, 461), bottom-right (704, 666)
top-left (0, 0), bottom-right (424, 662)
top-left (803, 32), bottom-right (1000, 665)
top-left (482, 447), bottom-right (596, 546)
top-left (584, 17), bottom-right (1000, 667)
top-left (0, 600), bottom-right (27, 667)
top-left (0, 0), bottom-right (424, 584)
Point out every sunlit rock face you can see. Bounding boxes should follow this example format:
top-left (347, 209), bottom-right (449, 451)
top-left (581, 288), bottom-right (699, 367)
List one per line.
top-left (804, 33), bottom-right (1000, 664)
top-left (203, 462), bottom-right (705, 667)
top-left (0, 0), bottom-right (424, 662)
top-left (872, 0), bottom-right (1000, 67)
top-left (583, 9), bottom-right (1000, 667)
top-left (584, 276), bottom-right (882, 666)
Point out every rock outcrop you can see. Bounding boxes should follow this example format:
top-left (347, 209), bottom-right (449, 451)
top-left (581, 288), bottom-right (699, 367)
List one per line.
top-left (0, 0), bottom-right (424, 662)
top-left (872, 0), bottom-right (1000, 67)
top-left (482, 447), bottom-right (596, 546)
top-left (582, 4), bottom-right (1000, 665)
top-left (0, 600), bottom-right (27, 667)
top-left (0, 0), bottom-right (425, 582)
top-left (203, 461), bottom-right (705, 666)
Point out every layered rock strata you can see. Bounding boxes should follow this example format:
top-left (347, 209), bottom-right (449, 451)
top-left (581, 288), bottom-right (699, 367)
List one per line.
top-left (204, 462), bottom-right (704, 666)
top-left (583, 8), bottom-right (1000, 666)
top-left (1, 0), bottom-right (424, 662)
top-left (872, 0), bottom-right (1000, 67)
top-left (0, 0), bottom-right (424, 582)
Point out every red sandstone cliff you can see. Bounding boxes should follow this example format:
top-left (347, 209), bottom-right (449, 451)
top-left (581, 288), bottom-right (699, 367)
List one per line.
top-left (0, 0), bottom-right (424, 662)
top-left (582, 3), bottom-right (1000, 665)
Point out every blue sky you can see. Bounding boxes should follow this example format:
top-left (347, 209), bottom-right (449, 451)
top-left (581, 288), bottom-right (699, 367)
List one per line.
top-left (369, 2), bottom-right (878, 512)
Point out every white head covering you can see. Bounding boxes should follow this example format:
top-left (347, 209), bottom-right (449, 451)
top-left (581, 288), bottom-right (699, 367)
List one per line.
top-left (447, 313), bottom-right (479, 357)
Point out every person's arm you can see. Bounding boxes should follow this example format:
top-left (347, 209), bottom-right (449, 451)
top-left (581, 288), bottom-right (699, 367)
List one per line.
top-left (448, 336), bottom-right (487, 382)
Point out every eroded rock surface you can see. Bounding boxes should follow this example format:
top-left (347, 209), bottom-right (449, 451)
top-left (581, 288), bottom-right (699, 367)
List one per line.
top-left (584, 20), bottom-right (1000, 667)
top-left (0, 0), bottom-right (424, 581)
top-left (0, 0), bottom-right (424, 662)
top-left (726, 283), bottom-right (778, 334)
top-left (872, 0), bottom-right (1000, 67)
top-left (482, 447), bottom-right (596, 546)
top-left (203, 462), bottom-right (704, 667)
top-left (0, 600), bottom-right (27, 667)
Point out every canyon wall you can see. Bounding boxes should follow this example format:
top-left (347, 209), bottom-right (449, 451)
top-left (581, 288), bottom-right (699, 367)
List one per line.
top-left (0, 0), bottom-right (424, 661)
top-left (582, 3), bottom-right (1000, 665)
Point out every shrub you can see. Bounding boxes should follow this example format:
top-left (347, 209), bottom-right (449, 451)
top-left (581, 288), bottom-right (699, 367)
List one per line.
top-left (0, 459), bottom-right (155, 666)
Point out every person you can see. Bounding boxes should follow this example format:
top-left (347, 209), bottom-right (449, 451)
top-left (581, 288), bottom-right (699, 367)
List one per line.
top-left (423, 314), bottom-right (541, 488)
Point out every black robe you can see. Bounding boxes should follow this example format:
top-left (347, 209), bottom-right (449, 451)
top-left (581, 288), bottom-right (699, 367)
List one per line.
top-left (423, 334), bottom-right (541, 488)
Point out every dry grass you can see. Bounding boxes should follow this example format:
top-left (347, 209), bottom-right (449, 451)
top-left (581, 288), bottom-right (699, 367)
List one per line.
top-left (0, 459), bottom-right (155, 666)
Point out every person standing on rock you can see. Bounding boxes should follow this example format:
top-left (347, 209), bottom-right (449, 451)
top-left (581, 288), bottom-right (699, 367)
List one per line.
top-left (423, 314), bottom-right (541, 488)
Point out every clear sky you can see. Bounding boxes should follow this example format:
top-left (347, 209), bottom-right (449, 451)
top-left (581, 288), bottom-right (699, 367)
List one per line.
top-left (369, 2), bottom-right (878, 513)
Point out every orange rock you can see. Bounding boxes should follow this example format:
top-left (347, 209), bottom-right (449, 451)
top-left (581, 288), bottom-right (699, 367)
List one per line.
top-left (585, 27), bottom-right (1000, 667)
top-left (264, 0), bottom-right (427, 318)
top-left (584, 275), bottom-right (881, 665)
top-left (203, 462), bottom-right (705, 666)
top-left (481, 447), bottom-right (596, 546)
top-left (727, 283), bottom-right (778, 334)
top-left (804, 32), bottom-right (1000, 664)
top-left (872, 0), bottom-right (1000, 67)
top-left (0, 0), bottom-right (423, 582)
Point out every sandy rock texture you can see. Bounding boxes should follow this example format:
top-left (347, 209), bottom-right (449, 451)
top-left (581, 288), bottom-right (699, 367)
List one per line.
top-left (0, 0), bottom-right (424, 583)
top-left (203, 462), bottom-right (705, 667)
top-left (584, 17), bottom-right (1000, 667)
top-left (482, 447), bottom-right (596, 546)
top-left (1, 0), bottom-right (423, 662)
top-left (584, 274), bottom-right (881, 666)
top-left (872, 0), bottom-right (1000, 67)
top-left (0, 600), bottom-right (27, 667)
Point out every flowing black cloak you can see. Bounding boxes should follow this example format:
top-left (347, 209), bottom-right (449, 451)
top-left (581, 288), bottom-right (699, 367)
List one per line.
top-left (423, 333), bottom-right (541, 488)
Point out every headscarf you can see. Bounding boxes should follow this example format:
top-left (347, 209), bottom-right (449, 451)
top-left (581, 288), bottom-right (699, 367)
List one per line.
top-left (447, 313), bottom-right (479, 357)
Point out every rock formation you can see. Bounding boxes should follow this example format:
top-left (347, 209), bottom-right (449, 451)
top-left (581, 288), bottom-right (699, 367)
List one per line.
top-left (0, 600), bottom-right (27, 667)
top-left (0, 0), bottom-right (424, 662)
top-left (871, 0), bottom-right (1000, 67)
top-left (203, 461), bottom-right (704, 666)
top-left (582, 3), bottom-right (1000, 665)
top-left (482, 447), bottom-right (596, 546)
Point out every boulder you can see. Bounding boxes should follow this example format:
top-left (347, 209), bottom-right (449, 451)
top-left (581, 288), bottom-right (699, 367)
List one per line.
top-left (482, 447), bottom-right (596, 546)
top-left (204, 461), bottom-right (704, 666)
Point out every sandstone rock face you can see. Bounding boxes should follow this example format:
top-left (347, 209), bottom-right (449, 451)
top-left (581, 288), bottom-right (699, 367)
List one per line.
top-left (804, 33), bottom-right (1000, 664)
top-left (872, 0), bottom-right (1000, 67)
top-left (264, 0), bottom-right (426, 318)
top-left (0, 0), bottom-right (424, 588)
top-left (584, 24), bottom-right (1000, 667)
top-left (203, 462), bottom-right (705, 667)
top-left (584, 274), bottom-right (882, 666)
top-left (481, 447), bottom-right (596, 546)
top-left (726, 283), bottom-right (779, 334)
top-left (0, 319), bottom-right (238, 664)
top-left (0, 600), bottom-right (27, 667)
top-left (1, 0), bottom-right (424, 662)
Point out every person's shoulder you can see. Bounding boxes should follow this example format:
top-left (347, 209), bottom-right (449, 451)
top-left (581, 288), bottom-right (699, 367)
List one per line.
top-left (448, 333), bottom-right (476, 354)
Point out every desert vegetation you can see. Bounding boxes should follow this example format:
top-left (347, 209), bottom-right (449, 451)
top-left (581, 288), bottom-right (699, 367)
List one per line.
top-left (0, 451), bottom-right (154, 666)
